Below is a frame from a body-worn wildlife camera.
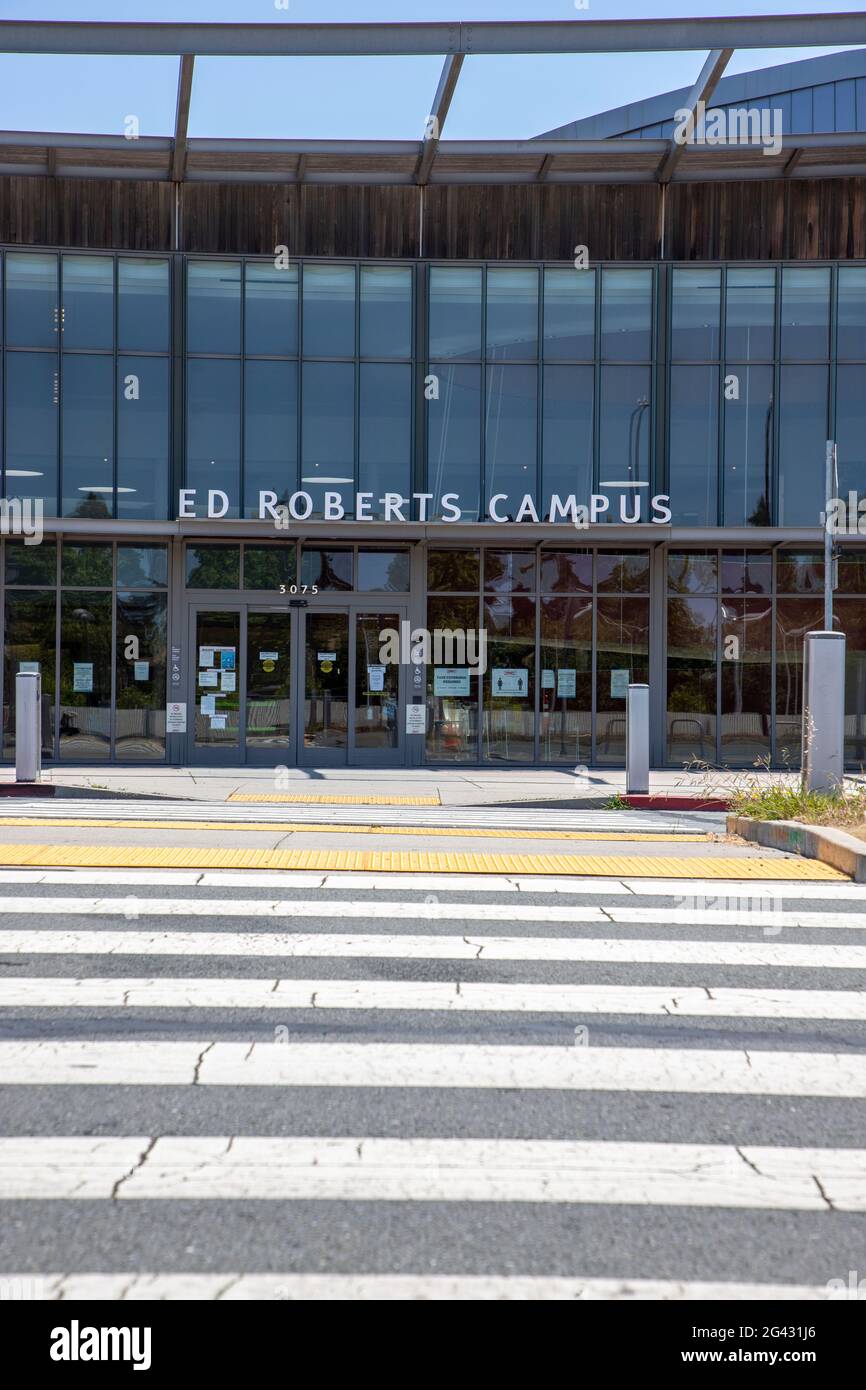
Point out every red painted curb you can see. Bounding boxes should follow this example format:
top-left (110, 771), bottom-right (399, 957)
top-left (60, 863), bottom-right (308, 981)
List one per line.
top-left (624, 795), bottom-right (730, 812)
top-left (0, 784), bottom-right (57, 797)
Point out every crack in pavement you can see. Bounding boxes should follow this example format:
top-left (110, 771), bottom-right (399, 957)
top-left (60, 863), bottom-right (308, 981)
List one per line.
top-left (111, 1136), bottom-right (158, 1201)
top-left (734, 1146), bottom-right (765, 1179)
top-left (192, 1041), bottom-right (216, 1085)
top-left (813, 1174), bottom-right (837, 1211)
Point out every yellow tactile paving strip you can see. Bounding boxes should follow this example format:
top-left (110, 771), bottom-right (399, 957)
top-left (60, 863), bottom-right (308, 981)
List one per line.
top-left (0, 844), bottom-right (846, 879)
top-left (228, 793), bottom-right (441, 805)
top-left (0, 817), bottom-right (713, 844)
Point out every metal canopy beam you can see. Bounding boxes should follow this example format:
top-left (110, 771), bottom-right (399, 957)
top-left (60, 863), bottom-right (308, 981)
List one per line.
top-left (171, 54), bottom-right (194, 182)
top-left (416, 53), bottom-right (464, 185)
top-left (657, 47), bottom-right (733, 184)
top-left (2, 15), bottom-right (866, 57)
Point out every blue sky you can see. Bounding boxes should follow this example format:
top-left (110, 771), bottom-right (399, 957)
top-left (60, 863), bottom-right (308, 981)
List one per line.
top-left (0, 0), bottom-right (863, 139)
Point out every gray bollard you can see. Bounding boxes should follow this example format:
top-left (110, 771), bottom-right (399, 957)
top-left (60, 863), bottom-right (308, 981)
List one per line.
top-left (626, 682), bottom-right (650, 795)
top-left (15, 670), bottom-right (42, 783)
top-left (802, 631), bottom-right (846, 795)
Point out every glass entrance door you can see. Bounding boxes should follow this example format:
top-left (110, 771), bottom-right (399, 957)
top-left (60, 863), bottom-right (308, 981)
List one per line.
top-left (300, 611), bottom-right (350, 765)
top-left (299, 607), bottom-right (405, 766)
top-left (245, 609), bottom-right (292, 764)
top-left (191, 609), bottom-right (241, 762)
top-left (353, 611), bottom-right (401, 765)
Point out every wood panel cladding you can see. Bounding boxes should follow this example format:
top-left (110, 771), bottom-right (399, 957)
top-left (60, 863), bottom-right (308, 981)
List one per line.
top-left (2, 173), bottom-right (865, 261)
top-left (666, 178), bottom-right (866, 260)
top-left (180, 184), bottom-right (418, 257)
top-left (0, 176), bottom-right (172, 250)
top-left (423, 184), bottom-right (660, 260)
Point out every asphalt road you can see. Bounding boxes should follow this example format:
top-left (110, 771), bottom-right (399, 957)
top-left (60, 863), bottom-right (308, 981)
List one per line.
top-left (1, 863), bottom-right (865, 1300)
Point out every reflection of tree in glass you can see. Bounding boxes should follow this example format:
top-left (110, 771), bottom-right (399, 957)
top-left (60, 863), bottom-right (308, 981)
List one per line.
top-left (243, 546), bottom-right (296, 591)
top-left (186, 547), bottom-right (240, 588)
top-left (62, 544), bottom-right (112, 588)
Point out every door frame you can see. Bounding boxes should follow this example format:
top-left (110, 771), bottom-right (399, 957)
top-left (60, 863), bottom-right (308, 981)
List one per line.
top-left (297, 601), bottom-right (408, 768)
top-left (187, 603), bottom-right (245, 767)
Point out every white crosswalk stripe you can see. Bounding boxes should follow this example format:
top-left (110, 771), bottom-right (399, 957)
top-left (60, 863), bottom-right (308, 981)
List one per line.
top-left (0, 798), bottom-right (720, 832)
top-left (2, 874), bottom-right (865, 1300)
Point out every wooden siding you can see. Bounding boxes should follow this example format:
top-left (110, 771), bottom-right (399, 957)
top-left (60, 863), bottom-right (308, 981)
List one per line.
top-left (2, 173), bottom-right (866, 260)
top-left (0, 176), bottom-right (172, 250)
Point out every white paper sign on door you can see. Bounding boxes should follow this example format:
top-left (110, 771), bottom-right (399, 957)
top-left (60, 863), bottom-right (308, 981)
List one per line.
top-left (166, 702), bottom-right (187, 733)
top-left (434, 668), bottom-right (470, 696)
top-left (200, 694), bottom-right (216, 716)
top-left (557, 669), bottom-right (576, 698)
top-left (367, 665), bottom-right (386, 692)
top-left (406, 703), bottom-right (426, 734)
top-left (491, 668), bottom-right (527, 697)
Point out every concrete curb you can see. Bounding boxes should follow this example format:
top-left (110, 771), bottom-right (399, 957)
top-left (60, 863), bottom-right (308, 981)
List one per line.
top-left (728, 815), bottom-right (866, 883)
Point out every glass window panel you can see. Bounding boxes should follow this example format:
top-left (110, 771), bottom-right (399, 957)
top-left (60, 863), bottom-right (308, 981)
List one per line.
top-left (302, 264), bottom-right (355, 357)
top-left (426, 595), bottom-right (480, 762)
top-left (483, 595), bottom-right (536, 762)
top-left (775, 550), bottom-right (824, 594)
top-left (61, 543), bottom-right (112, 587)
top-left (186, 358), bottom-right (241, 518)
top-left (427, 549), bottom-right (480, 593)
top-left (360, 266), bottom-right (412, 358)
top-left (61, 355), bottom-right (114, 518)
top-left (117, 355), bottom-right (170, 521)
top-left (667, 550), bottom-right (718, 594)
top-left (301, 361), bottom-right (355, 504)
top-left (246, 610), bottom-right (292, 750)
top-left (61, 255), bottom-right (113, 350)
top-left (721, 596), bottom-right (772, 764)
top-left (245, 261), bottom-right (298, 356)
top-left (359, 363), bottom-right (411, 511)
top-left (778, 365), bottom-right (828, 527)
top-left (116, 545), bottom-right (168, 589)
top-left (539, 594), bottom-right (592, 764)
top-left (541, 365), bottom-right (593, 522)
top-left (429, 266), bottom-right (482, 360)
top-left (721, 549), bottom-right (772, 595)
top-left (539, 550), bottom-right (592, 594)
top-left (194, 611), bottom-right (240, 750)
top-left (426, 363), bottom-right (481, 521)
top-left (484, 550), bottom-right (535, 593)
top-left (5, 352), bottom-right (58, 512)
top-left (542, 267), bottom-right (595, 360)
top-left (598, 366), bottom-right (651, 520)
top-left (118, 258), bottom-right (170, 352)
top-left (666, 596), bottom-right (717, 765)
top-left (486, 268), bottom-right (538, 361)
top-left (597, 552), bottom-right (650, 594)
top-left (5, 541), bottom-right (56, 586)
top-left (300, 547), bottom-right (353, 591)
top-left (776, 597), bottom-right (824, 765)
top-left (485, 365), bottom-right (537, 518)
top-left (597, 596), bottom-right (650, 765)
top-left (59, 591), bottom-right (112, 760)
top-left (115, 591), bottom-right (167, 760)
top-left (601, 268), bottom-right (652, 361)
top-left (835, 364), bottom-right (866, 502)
top-left (725, 267), bottom-right (775, 361)
top-left (837, 597), bottom-right (866, 765)
top-left (243, 545), bottom-right (296, 591)
top-left (5, 252), bottom-right (58, 348)
top-left (187, 260), bottom-right (241, 355)
top-left (669, 365), bottom-right (719, 526)
top-left (243, 359), bottom-right (297, 518)
top-left (780, 266), bottom-right (830, 360)
top-left (185, 545), bottom-right (240, 589)
top-left (671, 268), bottom-right (721, 360)
top-left (722, 363), bottom-right (774, 527)
top-left (2, 590), bottom-right (56, 761)
top-left (837, 549), bottom-right (866, 595)
top-left (357, 550), bottom-right (410, 592)
top-left (837, 267), bottom-right (866, 360)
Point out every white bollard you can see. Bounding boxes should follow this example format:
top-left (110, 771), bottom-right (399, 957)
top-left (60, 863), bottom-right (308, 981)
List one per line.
top-left (626, 683), bottom-right (650, 795)
top-left (15, 670), bottom-right (42, 783)
top-left (802, 631), bottom-right (846, 795)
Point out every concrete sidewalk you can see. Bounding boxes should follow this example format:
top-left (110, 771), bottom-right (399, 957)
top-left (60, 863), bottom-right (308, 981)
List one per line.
top-left (0, 762), bottom-right (825, 807)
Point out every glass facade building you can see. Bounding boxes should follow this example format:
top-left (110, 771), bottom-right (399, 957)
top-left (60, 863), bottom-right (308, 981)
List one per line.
top-left (1, 248), bottom-right (864, 769)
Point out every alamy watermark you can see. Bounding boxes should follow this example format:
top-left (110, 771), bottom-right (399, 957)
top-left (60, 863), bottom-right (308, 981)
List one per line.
top-left (378, 621), bottom-right (487, 675)
top-left (673, 100), bottom-right (783, 158)
top-left (0, 498), bottom-right (43, 546)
